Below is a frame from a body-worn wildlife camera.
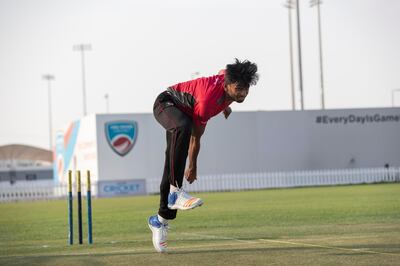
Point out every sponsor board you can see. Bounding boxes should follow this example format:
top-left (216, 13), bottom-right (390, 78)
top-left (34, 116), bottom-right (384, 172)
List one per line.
top-left (98, 179), bottom-right (146, 197)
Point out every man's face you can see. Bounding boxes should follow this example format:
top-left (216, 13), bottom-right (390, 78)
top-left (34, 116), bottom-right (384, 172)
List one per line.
top-left (225, 83), bottom-right (249, 103)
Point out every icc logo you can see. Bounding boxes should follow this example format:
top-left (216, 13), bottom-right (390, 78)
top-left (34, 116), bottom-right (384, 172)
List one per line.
top-left (105, 121), bottom-right (138, 156)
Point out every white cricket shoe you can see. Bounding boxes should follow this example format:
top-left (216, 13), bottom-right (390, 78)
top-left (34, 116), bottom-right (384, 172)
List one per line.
top-left (167, 188), bottom-right (203, 210)
top-left (148, 215), bottom-right (168, 253)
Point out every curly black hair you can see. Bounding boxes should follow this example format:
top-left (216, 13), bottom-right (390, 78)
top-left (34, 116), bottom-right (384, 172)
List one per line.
top-left (225, 58), bottom-right (259, 88)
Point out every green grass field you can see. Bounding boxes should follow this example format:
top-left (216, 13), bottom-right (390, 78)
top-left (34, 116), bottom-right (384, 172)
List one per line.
top-left (0, 183), bottom-right (399, 265)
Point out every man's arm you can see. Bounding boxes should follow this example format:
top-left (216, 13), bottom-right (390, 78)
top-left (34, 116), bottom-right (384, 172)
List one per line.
top-left (185, 123), bottom-right (205, 184)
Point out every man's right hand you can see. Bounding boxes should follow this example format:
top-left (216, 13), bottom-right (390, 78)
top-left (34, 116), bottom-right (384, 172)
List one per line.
top-left (185, 167), bottom-right (197, 184)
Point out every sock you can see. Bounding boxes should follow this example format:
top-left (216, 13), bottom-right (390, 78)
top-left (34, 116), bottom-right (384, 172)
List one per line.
top-left (158, 215), bottom-right (168, 225)
top-left (170, 185), bottom-right (178, 193)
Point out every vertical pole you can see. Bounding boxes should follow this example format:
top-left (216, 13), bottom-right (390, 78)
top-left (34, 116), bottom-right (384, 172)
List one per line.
top-left (68, 170), bottom-right (73, 245)
top-left (288, 4), bottom-right (296, 110)
top-left (87, 170), bottom-right (93, 244)
top-left (77, 170), bottom-right (83, 244)
top-left (296, 0), bottom-right (305, 110)
top-left (317, 3), bottom-right (325, 109)
top-left (42, 74), bottom-right (54, 150)
top-left (81, 50), bottom-right (87, 116)
top-left (47, 80), bottom-right (53, 149)
top-left (73, 44), bottom-right (91, 117)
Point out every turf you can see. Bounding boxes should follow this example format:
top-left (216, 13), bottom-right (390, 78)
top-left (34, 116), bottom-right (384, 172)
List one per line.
top-left (0, 183), bottom-right (399, 265)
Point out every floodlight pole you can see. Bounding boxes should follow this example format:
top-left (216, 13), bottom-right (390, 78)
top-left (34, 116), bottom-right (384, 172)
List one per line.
top-left (310, 0), bottom-right (326, 109)
top-left (284, 0), bottom-right (296, 110)
top-left (73, 44), bottom-right (92, 117)
top-left (296, 0), bottom-right (305, 110)
top-left (42, 74), bottom-right (55, 150)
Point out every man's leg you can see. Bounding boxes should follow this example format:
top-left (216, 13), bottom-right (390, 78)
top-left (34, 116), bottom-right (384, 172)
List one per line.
top-left (159, 131), bottom-right (174, 219)
top-left (154, 99), bottom-right (192, 220)
top-left (148, 92), bottom-right (202, 253)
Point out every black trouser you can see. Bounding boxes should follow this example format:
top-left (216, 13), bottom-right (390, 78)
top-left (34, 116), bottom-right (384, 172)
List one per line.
top-left (153, 91), bottom-right (192, 220)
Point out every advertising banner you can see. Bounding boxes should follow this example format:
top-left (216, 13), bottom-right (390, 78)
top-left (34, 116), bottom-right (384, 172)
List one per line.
top-left (98, 179), bottom-right (146, 197)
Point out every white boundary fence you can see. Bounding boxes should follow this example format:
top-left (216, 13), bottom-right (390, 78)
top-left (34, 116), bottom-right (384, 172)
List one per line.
top-left (1, 167), bottom-right (399, 202)
top-left (146, 167), bottom-right (400, 194)
top-left (0, 180), bottom-right (88, 203)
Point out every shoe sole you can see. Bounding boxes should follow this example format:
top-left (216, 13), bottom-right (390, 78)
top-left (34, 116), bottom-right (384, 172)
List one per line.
top-left (168, 199), bottom-right (204, 210)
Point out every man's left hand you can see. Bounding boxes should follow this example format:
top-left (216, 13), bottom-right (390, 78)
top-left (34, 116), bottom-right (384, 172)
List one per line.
top-left (185, 167), bottom-right (197, 184)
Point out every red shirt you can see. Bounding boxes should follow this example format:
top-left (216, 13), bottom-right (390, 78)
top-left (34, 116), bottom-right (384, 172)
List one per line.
top-left (167, 74), bottom-right (232, 126)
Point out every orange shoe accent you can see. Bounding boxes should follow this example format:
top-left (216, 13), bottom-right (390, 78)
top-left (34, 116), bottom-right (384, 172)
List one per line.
top-left (185, 198), bottom-right (193, 207)
top-left (184, 198), bottom-right (197, 207)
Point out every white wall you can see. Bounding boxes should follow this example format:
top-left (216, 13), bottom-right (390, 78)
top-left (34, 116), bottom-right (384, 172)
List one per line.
top-left (56, 107), bottom-right (400, 184)
top-left (203, 107), bottom-right (400, 173)
top-left (96, 113), bottom-right (163, 181)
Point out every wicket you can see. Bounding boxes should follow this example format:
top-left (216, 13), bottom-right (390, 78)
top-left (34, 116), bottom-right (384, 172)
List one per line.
top-left (87, 171), bottom-right (93, 244)
top-left (68, 172), bottom-right (73, 245)
top-left (68, 170), bottom-right (93, 245)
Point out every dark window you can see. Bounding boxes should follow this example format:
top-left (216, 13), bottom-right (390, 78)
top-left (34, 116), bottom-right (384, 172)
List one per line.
top-left (26, 174), bottom-right (37, 181)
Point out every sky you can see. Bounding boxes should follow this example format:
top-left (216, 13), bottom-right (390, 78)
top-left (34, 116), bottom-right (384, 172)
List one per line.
top-left (0, 0), bottom-right (399, 150)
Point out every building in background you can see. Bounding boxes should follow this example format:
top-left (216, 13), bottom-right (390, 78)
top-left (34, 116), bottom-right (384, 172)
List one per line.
top-left (0, 144), bottom-right (53, 185)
